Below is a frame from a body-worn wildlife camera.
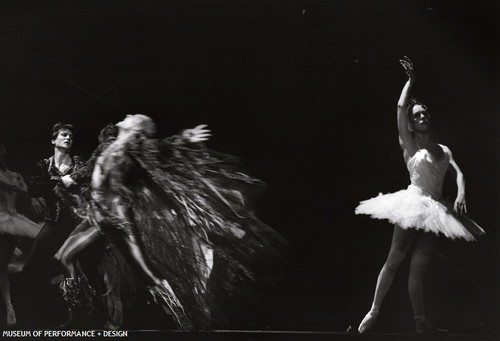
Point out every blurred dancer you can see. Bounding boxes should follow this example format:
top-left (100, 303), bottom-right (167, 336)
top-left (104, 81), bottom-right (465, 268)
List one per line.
top-left (55, 122), bottom-right (210, 329)
top-left (88, 114), bottom-right (287, 329)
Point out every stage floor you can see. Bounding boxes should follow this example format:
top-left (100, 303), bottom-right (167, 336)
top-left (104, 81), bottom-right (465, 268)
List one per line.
top-left (125, 330), bottom-right (500, 341)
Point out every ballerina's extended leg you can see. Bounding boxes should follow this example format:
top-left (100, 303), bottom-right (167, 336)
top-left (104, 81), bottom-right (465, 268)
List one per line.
top-left (358, 226), bottom-right (415, 333)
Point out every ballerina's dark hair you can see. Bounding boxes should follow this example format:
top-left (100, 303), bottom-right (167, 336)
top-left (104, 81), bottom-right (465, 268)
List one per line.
top-left (407, 97), bottom-right (428, 115)
top-left (51, 122), bottom-right (75, 140)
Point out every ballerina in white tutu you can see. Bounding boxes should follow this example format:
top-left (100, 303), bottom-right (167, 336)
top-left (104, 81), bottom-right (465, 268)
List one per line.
top-left (355, 57), bottom-right (484, 334)
top-left (0, 143), bottom-right (41, 326)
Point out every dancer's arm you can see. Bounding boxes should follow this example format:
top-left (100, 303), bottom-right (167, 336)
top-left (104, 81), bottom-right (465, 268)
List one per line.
top-left (397, 57), bottom-right (418, 162)
top-left (447, 150), bottom-right (467, 215)
top-left (158, 124), bottom-right (211, 150)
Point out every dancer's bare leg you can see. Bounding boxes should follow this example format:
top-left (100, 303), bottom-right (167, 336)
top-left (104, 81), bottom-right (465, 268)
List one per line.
top-left (107, 222), bottom-right (162, 287)
top-left (409, 232), bottom-right (440, 333)
top-left (358, 226), bottom-right (416, 333)
top-left (0, 235), bottom-right (16, 325)
top-left (104, 199), bottom-right (192, 328)
top-left (104, 199), bottom-right (164, 287)
top-left (55, 221), bottom-right (102, 329)
top-left (55, 221), bottom-right (101, 278)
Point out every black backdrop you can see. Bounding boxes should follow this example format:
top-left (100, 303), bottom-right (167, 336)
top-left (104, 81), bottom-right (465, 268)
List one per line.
top-left (1, 0), bottom-right (498, 333)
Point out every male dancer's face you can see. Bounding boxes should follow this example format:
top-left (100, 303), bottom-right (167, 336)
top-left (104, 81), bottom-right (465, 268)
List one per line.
top-left (52, 129), bottom-right (74, 151)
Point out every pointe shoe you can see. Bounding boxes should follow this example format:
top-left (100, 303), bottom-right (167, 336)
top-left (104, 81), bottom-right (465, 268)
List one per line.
top-left (6, 304), bottom-right (16, 326)
top-left (415, 318), bottom-right (448, 335)
top-left (358, 310), bottom-right (378, 334)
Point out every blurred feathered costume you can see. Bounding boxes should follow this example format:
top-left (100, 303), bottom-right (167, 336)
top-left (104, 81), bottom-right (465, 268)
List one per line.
top-left (91, 133), bottom-right (288, 328)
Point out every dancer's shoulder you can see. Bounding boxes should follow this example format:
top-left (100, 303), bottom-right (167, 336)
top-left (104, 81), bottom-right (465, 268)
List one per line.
top-left (437, 144), bottom-right (452, 156)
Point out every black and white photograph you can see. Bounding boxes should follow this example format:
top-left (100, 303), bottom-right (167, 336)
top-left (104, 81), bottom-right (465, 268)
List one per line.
top-left (0, 0), bottom-right (498, 340)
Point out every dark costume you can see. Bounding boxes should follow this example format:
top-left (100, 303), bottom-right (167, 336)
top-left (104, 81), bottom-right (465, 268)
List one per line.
top-left (90, 134), bottom-right (288, 329)
top-left (23, 155), bottom-right (85, 274)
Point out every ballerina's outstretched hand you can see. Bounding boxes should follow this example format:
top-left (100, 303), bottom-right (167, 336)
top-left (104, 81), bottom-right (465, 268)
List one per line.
top-left (399, 56), bottom-right (415, 80)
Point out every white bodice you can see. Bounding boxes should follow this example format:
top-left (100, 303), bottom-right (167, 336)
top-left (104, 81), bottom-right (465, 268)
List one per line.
top-left (407, 146), bottom-right (450, 200)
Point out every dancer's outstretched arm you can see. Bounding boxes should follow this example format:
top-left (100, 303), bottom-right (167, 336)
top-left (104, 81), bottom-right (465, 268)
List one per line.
top-left (397, 57), bottom-right (419, 162)
top-left (159, 124), bottom-right (211, 150)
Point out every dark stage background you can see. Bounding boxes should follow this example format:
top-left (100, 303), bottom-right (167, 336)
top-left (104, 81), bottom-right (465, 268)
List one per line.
top-left (0, 0), bottom-right (498, 334)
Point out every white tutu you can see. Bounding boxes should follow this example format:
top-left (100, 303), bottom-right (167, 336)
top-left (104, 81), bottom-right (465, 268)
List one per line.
top-left (0, 208), bottom-right (41, 238)
top-left (355, 185), bottom-right (484, 241)
top-left (0, 169), bottom-right (41, 238)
